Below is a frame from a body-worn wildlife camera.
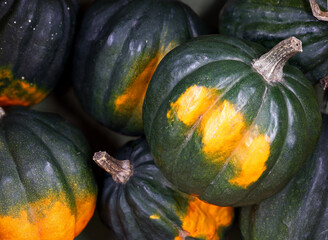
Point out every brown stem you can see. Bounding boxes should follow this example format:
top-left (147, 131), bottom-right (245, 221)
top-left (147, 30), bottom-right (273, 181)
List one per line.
top-left (93, 151), bottom-right (133, 184)
top-left (320, 76), bottom-right (328, 91)
top-left (0, 107), bottom-right (5, 119)
top-left (252, 37), bottom-right (302, 83)
top-left (310, 0), bottom-right (328, 21)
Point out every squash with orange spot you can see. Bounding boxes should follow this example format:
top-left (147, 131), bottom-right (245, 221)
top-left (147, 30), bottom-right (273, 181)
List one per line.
top-left (0, 107), bottom-right (97, 240)
top-left (95, 138), bottom-right (234, 240)
top-left (0, 0), bottom-right (78, 107)
top-left (72, 0), bottom-right (208, 136)
top-left (143, 35), bottom-right (322, 206)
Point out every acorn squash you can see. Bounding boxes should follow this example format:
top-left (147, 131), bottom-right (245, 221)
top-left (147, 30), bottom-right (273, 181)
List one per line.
top-left (143, 35), bottom-right (321, 206)
top-left (0, 0), bottom-right (78, 106)
top-left (0, 107), bottom-right (97, 240)
top-left (72, 0), bottom-right (208, 136)
top-left (95, 138), bottom-right (234, 240)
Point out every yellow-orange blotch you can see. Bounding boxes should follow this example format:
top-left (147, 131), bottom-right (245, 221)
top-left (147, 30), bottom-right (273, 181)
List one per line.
top-left (74, 195), bottom-right (97, 236)
top-left (175, 197), bottom-right (234, 240)
top-left (167, 85), bottom-right (217, 126)
top-left (167, 85), bottom-right (271, 188)
top-left (0, 67), bottom-right (47, 106)
top-left (229, 131), bottom-right (270, 188)
top-left (149, 214), bottom-right (161, 220)
top-left (114, 42), bottom-right (178, 127)
top-left (0, 194), bottom-right (96, 240)
top-left (200, 100), bottom-right (246, 161)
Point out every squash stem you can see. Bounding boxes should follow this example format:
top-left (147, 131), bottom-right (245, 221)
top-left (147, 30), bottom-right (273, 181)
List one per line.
top-left (93, 151), bottom-right (133, 184)
top-left (0, 107), bottom-right (5, 119)
top-left (252, 37), bottom-right (302, 83)
top-left (320, 76), bottom-right (328, 91)
top-left (310, 0), bottom-right (328, 21)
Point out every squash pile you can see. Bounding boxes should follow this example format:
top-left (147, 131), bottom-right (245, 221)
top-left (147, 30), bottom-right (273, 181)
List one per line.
top-left (0, 0), bottom-right (327, 239)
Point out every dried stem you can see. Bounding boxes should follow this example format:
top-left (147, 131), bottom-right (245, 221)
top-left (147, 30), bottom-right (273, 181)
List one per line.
top-left (320, 76), bottom-right (328, 91)
top-left (93, 151), bottom-right (133, 184)
top-left (252, 37), bottom-right (302, 83)
top-left (310, 0), bottom-right (328, 21)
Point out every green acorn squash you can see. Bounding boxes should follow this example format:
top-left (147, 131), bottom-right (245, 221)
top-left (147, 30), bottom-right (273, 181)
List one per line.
top-left (219, 0), bottom-right (328, 84)
top-left (95, 138), bottom-right (234, 240)
top-left (72, 0), bottom-right (208, 136)
top-left (143, 35), bottom-right (321, 206)
top-left (240, 113), bottom-right (328, 240)
top-left (0, 0), bottom-right (78, 106)
top-left (0, 107), bottom-right (97, 240)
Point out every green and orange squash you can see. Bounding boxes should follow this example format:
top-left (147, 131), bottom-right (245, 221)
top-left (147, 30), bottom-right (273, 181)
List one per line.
top-left (0, 107), bottom-right (97, 240)
top-left (96, 138), bottom-right (234, 240)
top-left (240, 113), bottom-right (328, 239)
top-left (72, 0), bottom-right (208, 136)
top-left (143, 35), bottom-right (321, 206)
top-left (0, 0), bottom-right (78, 106)
top-left (219, 0), bottom-right (328, 84)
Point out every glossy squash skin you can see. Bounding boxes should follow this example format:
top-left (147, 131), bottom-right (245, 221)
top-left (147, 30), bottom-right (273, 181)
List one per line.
top-left (240, 114), bottom-right (328, 240)
top-left (0, 107), bottom-right (97, 240)
top-left (99, 138), bottom-right (234, 240)
top-left (0, 0), bottom-right (78, 106)
top-left (219, 0), bottom-right (328, 84)
top-left (143, 35), bottom-right (322, 207)
top-left (72, 0), bottom-right (208, 136)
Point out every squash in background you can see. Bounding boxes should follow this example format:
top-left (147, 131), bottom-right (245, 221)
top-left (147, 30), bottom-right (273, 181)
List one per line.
top-left (0, 107), bottom-right (97, 240)
top-left (72, 0), bottom-right (208, 136)
top-left (219, 0), bottom-right (328, 84)
top-left (240, 114), bottom-right (328, 240)
top-left (143, 35), bottom-right (321, 207)
top-left (0, 0), bottom-right (78, 107)
top-left (96, 138), bottom-right (234, 240)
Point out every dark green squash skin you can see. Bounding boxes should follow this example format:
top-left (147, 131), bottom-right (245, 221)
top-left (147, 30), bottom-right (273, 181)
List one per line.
top-left (219, 0), bottom-right (328, 84)
top-left (240, 114), bottom-right (328, 240)
top-left (72, 0), bottom-right (208, 136)
top-left (99, 138), bottom-right (233, 240)
top-left (143, 35), bottom-right (322, 207)
top-left (0, 0), bottom-right (78, 106)
top-left (0, 107), bottom-right (97, 238)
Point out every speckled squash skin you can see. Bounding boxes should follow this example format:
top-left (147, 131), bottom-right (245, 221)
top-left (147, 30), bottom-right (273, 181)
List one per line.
top-left (99, 138), bottom-right (234, 240)
top-left (0, 0), bottom-right (78, 107)
top-left (72, 0), bottom-right (208, 136)
top-left (240, 114), bottom-right (328, 240)
top-left (143, 35), bottom-right (321, 207)
top-left (219, 0), bottom-right (328, 84)
top-left (0, 107), bottom-right (97, 240)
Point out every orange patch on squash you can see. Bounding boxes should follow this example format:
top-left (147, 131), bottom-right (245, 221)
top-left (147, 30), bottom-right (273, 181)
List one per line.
top-left (114, 42), bottom-right (178, 127)
top-left (0, 67), bottom-right (47, 106)
top-left (176, 197), bottom-right (234, 240)
top-left (74, 195), bottom-right (97, 236)
top-left (229, 131), bottom-right (270, 188)
top-left (167, 85), bottom-right (271, 188)
top-left (200, 100), bottom-right (246, 161)
top-left (0, 193), bottom-right (96, 240)
top-left (167, 85), bottom-right (217, 126)
top-left (149, 214), bottom-right (161, 220)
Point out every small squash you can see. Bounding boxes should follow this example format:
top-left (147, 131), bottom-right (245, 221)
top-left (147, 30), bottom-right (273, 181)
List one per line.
top-left (0, 107), bottom-right (97, 240)
top-left (219, 0), bottom-right (328, 84)
top-left (72, 0), bottom-right (208, 136)
top-left (0, 0), bottom-right (78, 106)
top-left (240, 113), bottom-right (328, 240)
top-left (95, 138), bottom-right (234, 240)
top-left (143, 35), bottom-right (321, 206)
